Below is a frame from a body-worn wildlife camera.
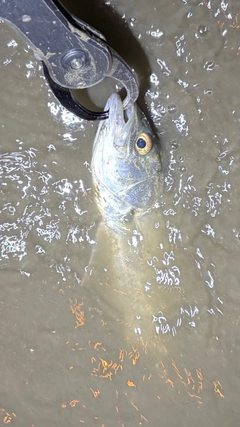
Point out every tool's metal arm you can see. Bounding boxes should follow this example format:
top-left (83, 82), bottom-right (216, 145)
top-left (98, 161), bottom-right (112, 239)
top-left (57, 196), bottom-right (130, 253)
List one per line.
top-left (0, 0), bottom-right (139, 118)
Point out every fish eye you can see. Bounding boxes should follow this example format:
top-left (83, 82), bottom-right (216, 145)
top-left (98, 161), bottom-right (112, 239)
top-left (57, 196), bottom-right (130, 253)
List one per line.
top-left (134, 132), bottom-right (153, 155)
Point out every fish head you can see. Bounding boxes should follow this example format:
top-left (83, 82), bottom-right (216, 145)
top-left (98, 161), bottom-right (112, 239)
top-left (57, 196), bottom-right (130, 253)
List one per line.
top-left (91, 93), bottom-right (162, 224)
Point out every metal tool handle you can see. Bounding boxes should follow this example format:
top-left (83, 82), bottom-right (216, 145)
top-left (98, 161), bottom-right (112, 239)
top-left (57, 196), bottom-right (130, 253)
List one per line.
top-left (0, 0), bottom-right (112, 89)
top-left (0, 0), bottom-right (139, 113)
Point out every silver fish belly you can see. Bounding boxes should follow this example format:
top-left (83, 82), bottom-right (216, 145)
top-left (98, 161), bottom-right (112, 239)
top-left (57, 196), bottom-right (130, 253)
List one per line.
top-left (91, 93), bottom-right (162, 228)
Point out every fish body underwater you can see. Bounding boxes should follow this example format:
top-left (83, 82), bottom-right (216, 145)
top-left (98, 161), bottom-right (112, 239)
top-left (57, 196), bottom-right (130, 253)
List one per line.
top-left (91, 93), bottom-right (162, 229)
top-left (89, 95), bottom-right (189, 340)
top-left (89, 96), bottom-right (204, 342)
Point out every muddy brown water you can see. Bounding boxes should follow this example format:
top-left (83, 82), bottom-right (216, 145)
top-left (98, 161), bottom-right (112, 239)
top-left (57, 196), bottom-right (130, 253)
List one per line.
top-left (0, 0), bottom-right (240, 425)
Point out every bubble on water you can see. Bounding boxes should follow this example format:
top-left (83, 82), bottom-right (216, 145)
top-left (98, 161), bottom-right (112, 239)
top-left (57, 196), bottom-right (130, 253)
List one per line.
top-left (196, 25), bottom-right (208, 38)
top-left (150, 73), bottom-right (159, 86)
top-left (167, 104), bottom-right (177, 114)
top-left (129, 17), bottom-right (137, 27)
top-left (146, 89), bottom-right (159, 100)
top-left (157, 58), bottom-right (171, 76)
top-left (178, 156), bottom-right (184, 162)
top-left (177, 78), bottom-right (189, 89)
top-left (63, 133), bottom-right (77, 142)
top-left (204, 61), bottom-right (215, 71)
top-left (3, 58), bottom-right (12, 66)
top-left (170, 140), bottom-right (178, 149)
top-left (179, 165), bottom-right (186, 173)
top-left (150, 29), bottom-right (163, 38)
top-left (7, 39), bottom-right (18, 48)
top-left (204, 89), bottom-right (213, 95)
top-left (173, 114), bottom-right (189, 136)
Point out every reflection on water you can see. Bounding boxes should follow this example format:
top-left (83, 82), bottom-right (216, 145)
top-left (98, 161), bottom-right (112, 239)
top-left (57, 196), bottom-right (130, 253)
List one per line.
top-left (0, 1), bottom-right (240, 425)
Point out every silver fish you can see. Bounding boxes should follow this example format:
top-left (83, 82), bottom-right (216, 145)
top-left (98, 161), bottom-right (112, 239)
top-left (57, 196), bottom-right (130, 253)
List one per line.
top-left (91, 93), bottom-right (162, 229)
top-left (88, 95), bottom-right (187, 340)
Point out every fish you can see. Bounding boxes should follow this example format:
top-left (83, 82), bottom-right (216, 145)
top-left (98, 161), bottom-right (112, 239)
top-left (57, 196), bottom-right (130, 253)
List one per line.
top-left (91, 93), bottom-right (162, 230)
top-left (88, 95), bottom-right (202, 342)
top-left (86, 93), bottom-right (165, 340)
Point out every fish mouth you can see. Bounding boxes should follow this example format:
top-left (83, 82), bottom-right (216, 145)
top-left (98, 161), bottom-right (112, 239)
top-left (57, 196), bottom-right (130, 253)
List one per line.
top-left (107, 93), bottom-right (136, 125)
top-left (106, 93), bottom-right (132, 118)
top-left (105, 93), bottom-right (137, 152)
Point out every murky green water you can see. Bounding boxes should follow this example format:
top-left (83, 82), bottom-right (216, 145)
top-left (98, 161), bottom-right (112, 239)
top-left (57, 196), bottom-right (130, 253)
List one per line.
top-left (0, 1), bottom-right (240, 425)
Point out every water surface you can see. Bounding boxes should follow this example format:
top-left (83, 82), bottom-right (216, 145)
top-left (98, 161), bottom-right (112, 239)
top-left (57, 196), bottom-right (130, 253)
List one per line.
top-left (0, 1), bottom-right (240, 425)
